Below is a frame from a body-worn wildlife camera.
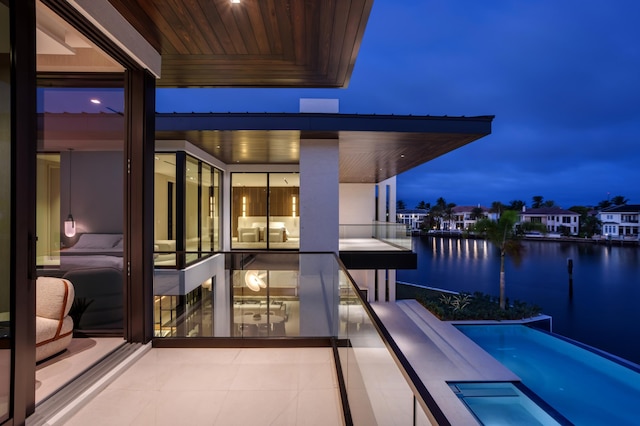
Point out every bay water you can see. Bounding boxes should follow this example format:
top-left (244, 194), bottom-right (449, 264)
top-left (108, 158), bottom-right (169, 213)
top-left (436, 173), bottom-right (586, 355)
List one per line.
top-left (397, 236), bottom-right (640, 364)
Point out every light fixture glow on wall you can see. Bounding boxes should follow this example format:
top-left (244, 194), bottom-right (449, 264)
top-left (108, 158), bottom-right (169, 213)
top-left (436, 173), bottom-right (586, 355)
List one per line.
top-left (64, 148), bottom-right (76, 237)
top-left (244, 270), bottom-right (266, 292)
top-left (242, 196), bottom-right (247, 218)
top-left (292, 196), bottom-right (297, 217)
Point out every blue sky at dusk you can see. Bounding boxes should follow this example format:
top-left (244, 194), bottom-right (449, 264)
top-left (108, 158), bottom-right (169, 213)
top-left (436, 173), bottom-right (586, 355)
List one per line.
top-left (156, 0), bottom-right (640, 209)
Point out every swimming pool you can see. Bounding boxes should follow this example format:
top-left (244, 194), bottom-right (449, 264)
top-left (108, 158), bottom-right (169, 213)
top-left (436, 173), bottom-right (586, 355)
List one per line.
top-left (456, 324), bottom-right (640, 425)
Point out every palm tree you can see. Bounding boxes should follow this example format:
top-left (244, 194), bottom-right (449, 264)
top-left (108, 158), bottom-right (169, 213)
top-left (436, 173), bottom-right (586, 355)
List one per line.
top-left (416, 200), bottom-right (430, 210)
top-left (443, 203), bottom-right (456, 230)
top-left (508, 200), bottom-right (526, 211)
top-left (397, 199), bottom-right (406, 210)
top-left (490, 201), bottom-right (505, 216)
top-left (611, 195), bottom-right (629, 206)
top-left (470, 206), bottom-right (485, 220)
top-left (531, 196), bottom-right (544, 208)
top-left (472, 210), bottom-right (523, 309)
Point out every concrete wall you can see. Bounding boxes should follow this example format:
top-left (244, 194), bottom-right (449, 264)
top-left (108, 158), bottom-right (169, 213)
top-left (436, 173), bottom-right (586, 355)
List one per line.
top-left (339, 183), bottom-right (375, 224)
top-left (300, 139), bottom-right (339, 253)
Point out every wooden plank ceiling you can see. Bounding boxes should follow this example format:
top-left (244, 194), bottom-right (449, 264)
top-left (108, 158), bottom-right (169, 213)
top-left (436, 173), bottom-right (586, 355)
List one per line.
top-left (154, 129), bottom-right (487, 183)
top-left (107, 0), bottom-right (373, 88)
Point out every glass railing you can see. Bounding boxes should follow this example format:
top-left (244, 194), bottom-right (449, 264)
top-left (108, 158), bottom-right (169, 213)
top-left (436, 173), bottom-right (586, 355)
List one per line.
top-left (339, 221), bottom-right (412, 250)
top-left (153, 251), bottom-right (446, 424)
top-left (153, 252), bottom-right (342, 338)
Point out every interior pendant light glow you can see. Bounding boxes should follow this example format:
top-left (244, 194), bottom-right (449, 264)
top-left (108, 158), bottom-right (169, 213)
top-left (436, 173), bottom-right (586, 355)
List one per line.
top-left (64, 149), bottom-right (76, 237)
top-left (231, 0), bottom-right (241, 4)
top-left (244, 270), bottom-right (266, 292)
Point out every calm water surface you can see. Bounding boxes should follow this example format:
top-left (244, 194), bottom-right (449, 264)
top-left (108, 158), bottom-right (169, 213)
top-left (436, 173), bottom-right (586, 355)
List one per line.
top-left (397, 236), bottom-right (640, 364)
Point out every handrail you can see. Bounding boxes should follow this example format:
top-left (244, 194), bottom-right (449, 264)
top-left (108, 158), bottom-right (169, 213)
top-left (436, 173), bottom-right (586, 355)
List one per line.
top-left (336, 255), bottom-right (451, 425)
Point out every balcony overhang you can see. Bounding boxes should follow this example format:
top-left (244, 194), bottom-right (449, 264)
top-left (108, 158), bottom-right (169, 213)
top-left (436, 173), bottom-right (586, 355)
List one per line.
top-left (156, 112), bottom-right (494, 183)
top-left (339, 250), bottom-right (417, 270)
top-left (106, 0), bottom-right (374, 88)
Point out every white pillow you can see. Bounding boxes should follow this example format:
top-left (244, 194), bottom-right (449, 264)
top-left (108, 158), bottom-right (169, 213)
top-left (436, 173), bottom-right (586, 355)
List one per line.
top-left (73, 233), bottom-right (123, 249)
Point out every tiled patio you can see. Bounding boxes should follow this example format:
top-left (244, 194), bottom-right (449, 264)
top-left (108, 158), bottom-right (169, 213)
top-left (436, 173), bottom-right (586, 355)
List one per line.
top-left (62, 347), bottom-right (342, 426)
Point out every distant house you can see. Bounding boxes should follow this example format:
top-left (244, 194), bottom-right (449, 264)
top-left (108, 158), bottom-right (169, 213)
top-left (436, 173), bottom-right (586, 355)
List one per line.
top-left (449, 205), bottom-right (492, 230)
top-left (597, 205), bottom-right (640, 239)
top-left (397, 209), bottom-right (429, 231)
top-left (519, 207), bottom-right (580, 235)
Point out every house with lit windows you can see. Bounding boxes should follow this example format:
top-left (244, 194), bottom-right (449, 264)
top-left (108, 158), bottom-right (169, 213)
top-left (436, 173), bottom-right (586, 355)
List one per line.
top-left (0, 1), bottom-right (530, 425)
top-left (598, 204), bottom-right (640, 239)
top-left (519, 206), bottom-right (580, 235)
top-left (396, 209), bottom-right (429, 231)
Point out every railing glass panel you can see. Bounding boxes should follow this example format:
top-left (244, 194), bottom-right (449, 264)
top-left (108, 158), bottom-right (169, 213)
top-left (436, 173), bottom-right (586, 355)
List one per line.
top-left (338, 271), bottom-right (433, 425)
top-left (339, 222), bottom-right (412, 250)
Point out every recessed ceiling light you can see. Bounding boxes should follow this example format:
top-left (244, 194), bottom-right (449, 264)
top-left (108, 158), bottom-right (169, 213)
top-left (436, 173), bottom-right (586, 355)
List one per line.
top-left (90, 98), bottom-right (101, 104)
top-left (231, 0), bottom-right (240, 3)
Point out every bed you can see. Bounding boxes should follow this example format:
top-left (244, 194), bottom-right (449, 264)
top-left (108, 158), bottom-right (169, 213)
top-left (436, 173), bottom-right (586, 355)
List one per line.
top-left (60, 233), bottom-right (124, 271)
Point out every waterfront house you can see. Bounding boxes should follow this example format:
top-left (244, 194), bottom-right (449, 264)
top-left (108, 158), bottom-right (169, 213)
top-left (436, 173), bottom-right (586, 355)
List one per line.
top-left (397, 208), bottom-right (429, 232)
top-left (598, 204), bottom-right (640, 239)
top-left (448, 205), bottom-right (492, 231)
top-left (519, 207), bottom-right (580, 235)
top-left (4, 1), bottom-right (497, 424)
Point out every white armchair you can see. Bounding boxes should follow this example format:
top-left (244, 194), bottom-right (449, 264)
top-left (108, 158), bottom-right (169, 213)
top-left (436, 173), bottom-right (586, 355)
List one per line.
top-left (36, 277), bottom-right (75, 362)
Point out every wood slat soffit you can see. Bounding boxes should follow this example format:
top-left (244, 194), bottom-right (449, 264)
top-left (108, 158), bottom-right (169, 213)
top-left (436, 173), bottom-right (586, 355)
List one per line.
top-left (108, 0), bottom-right (373, 88)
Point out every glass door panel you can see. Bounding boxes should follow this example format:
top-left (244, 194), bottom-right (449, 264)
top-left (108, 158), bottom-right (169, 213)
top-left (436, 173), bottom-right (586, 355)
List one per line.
top-left (0, 2), bottom-right (11, 421)
top-left (232, 173), bottom-right (268, 249)
top-left (201, 163), bottom-right (213, 252)
top-left (269, 173), bottom-right (299, 249)
top-left (185, 155), bottom-right (199, 262)
top-left (154, 153), bottom-right (177, 267)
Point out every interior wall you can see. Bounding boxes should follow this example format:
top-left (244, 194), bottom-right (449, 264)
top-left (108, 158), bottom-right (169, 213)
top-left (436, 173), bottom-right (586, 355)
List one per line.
top-left (61, 151), bottom-right (123, 240)
top-left (339, 183), bottom-right (375, 224)
top-left (36, 155), bottom-right (60, 258)
top-left (231, 186), bottom-right (298, 237)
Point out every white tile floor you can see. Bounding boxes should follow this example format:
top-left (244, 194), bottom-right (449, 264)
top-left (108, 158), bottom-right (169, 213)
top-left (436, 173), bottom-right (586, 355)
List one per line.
top-left (63, 347), bottom-right (343, 426)
top-left (36, 338), bottom-right (125, 404)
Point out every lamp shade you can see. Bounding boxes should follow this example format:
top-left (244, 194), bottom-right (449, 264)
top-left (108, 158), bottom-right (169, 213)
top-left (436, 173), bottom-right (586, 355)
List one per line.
top-left (244, 270), bottom-right (266, 292)
top-left (64, 214), bottom-right (76, 237)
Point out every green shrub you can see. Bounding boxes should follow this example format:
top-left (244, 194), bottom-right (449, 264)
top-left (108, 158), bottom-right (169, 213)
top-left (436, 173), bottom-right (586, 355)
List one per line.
top-left (414, 288), bottom-right (542, 321)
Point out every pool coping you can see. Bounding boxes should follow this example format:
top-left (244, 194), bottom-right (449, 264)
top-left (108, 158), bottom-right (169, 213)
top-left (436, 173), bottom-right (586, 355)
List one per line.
top-left (371, 300), bottom-right (522, 425)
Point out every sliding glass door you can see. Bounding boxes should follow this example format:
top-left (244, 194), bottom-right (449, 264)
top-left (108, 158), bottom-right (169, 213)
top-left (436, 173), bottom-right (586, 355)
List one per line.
top-left (0, 1), bottom-right (11, 421)
top-left (231, 172), bottom-right (299, 250)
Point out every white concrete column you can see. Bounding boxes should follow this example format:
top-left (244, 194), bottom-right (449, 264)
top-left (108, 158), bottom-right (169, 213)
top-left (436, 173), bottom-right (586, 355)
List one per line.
top-left (299, 139), bottom-right (339, 335)
top-left (299, 139), bottom-right (339, 253)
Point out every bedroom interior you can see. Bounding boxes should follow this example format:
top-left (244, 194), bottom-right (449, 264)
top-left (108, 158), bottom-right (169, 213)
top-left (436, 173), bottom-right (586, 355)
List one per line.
top-left (35, 17), bottom-right (128, 400)
top-left (232, 172), bottom-right (300, 249)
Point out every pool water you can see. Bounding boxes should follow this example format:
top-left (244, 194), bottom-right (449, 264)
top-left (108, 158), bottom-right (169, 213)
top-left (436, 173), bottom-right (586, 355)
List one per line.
top-left (456, 324), bottom-right (640, 425)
